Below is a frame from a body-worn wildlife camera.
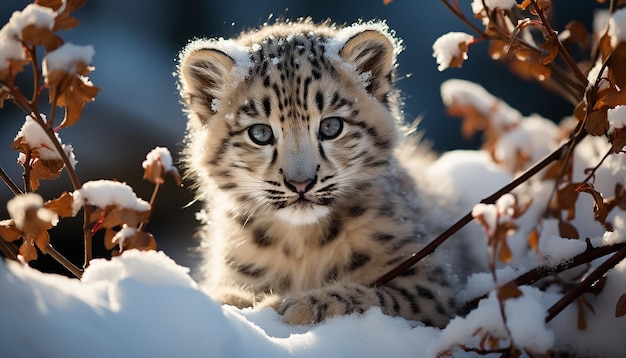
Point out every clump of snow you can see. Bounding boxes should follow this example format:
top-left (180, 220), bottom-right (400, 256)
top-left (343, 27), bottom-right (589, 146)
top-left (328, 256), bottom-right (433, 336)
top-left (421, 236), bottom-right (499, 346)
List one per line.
top-left (42, 43), bottom-right (95, 76)
top-left (504, 287), bottom-right (555, 354)
top-left (538, 230), bottom-right (588, 265)
top-left (71, 180), bottom-right (150, 215)
top-left (7, 193), bottom-right (58, 230)
top-left (494, 114), bottom-right (559, 172)
top-left (63, 143), bottom-right (78, 168)
top-left (0, 4), bottom-right (55, 70)
top-left (607, 105), bottom-right (626, 133)
top-left (142, 146), bottom-right (176, 173)
top-left (432, 32), bottom-right (473, 71)
top-left (608, 8), bottom-right (626, 47)
top-left (441, 79), bottom-right (522, 132)
top-left (472, 193), bottom-right (517, 236)
top-left (15, 113), bottom-right (64, 160)
top-left (109, 224), bottom-right (138, 249)
top-left (471, 0), bottom-right (517, 25)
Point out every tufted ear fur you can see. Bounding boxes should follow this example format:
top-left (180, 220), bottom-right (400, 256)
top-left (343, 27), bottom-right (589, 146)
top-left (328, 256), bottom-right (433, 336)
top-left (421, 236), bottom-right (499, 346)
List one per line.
top-left (179, 48), bottom-right (235, 123)
top-left (340, 29), bottom-right (396, 104)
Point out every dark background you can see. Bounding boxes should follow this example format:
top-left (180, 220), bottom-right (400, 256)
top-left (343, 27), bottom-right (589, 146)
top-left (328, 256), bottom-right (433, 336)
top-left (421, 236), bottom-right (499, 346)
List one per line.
top-left (0, 1), bottom-right (606, 274)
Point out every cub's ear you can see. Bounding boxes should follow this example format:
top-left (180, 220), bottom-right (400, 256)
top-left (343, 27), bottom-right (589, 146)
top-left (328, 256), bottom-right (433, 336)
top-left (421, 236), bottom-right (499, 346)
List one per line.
top-left (178, 46), bottom-right (235, 122)
top-left (340, 28), bottom-right (397, 104)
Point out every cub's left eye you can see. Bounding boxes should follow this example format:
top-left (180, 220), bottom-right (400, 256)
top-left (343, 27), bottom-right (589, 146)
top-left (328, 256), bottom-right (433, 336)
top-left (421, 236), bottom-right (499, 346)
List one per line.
top-left (319, 117), bottom-right (343, 140)
top-left (248, 124), bottom-right (274, 145)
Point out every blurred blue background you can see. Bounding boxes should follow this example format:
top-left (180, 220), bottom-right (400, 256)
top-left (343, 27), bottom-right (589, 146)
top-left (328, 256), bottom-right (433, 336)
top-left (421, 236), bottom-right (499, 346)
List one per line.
top-left (0, 0), bottom-right (606, 273)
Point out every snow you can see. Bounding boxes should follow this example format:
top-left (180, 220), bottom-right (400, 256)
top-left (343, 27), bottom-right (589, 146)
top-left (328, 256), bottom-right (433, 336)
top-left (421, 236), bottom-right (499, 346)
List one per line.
top-left (440, 79), bottom-right (522, 132)
top-left (607, 105), bottom-right (626, 133)
top-left (0, 4), bottom-right (55, 70)
top-left (15, 113), bottom-right (64, 160)
top-left (608, 8), bottom-right (626, 47)
top-left (71, 180), bottom-right (151, 215)
top-left (3, 137), bottom-right (626, 357)
top-left (7, 193), bottom-right (58, 230)
top-left (42, 43), bottom-right (95, 75)
top-left (432, 32), bottom-right (473, 71)
top-left (142, 146), bottom-right (176, 173)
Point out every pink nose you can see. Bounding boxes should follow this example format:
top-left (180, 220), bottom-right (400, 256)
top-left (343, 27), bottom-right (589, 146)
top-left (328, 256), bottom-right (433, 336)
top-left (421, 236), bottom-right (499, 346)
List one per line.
top-left (288, 179), bottom-right (313, 193)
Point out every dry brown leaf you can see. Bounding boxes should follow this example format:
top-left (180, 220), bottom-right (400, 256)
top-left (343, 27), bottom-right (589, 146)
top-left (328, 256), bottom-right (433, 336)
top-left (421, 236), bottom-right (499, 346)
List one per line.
top-left (616, 293), bottom-right (626, 318)
top-left (89, 206), bottom-right (151, 232)
top-left (0, 220), bottom-right (23, 242)
top-left (528, 228), bottom-right (540, 251)
top-left (558, 219), bottom-right (579, 239)
top-left (564, 21), bottom-right (589, 47)
top-left (29, 158), bottom-right (65, 191)
top-left (608, 43), bottom-right (626, 90)
top-left (36, 0), bottom-right (86, 31)
top-left (576, 183), bottom-right (608, 224)
top-left (595, 89), bottom-right (626, 110)
top-left (585, 109), bottom-right (609, 136)
top-left (19, 240), bottom-right (38, 262)
top-left (44, 191), bottom-right (74, 218)
top-left (45, 62), bottom-right (99, 129)
top-left (21, 24), bottom-right (63, 52)
top-left (557, 183), bottom-right (580, 220)
top-left (103, 228), bottom-right (117, 250)
top-left (498, 282), bottom-right (523, 302)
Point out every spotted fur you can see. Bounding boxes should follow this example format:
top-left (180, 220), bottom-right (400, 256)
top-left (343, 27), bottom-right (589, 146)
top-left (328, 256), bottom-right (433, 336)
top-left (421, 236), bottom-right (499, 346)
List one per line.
top-left (178, 19), bottom-right (461, 327)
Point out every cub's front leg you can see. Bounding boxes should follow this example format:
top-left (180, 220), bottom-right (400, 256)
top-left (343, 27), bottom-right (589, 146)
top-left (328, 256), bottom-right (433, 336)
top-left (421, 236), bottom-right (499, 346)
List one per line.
top-left (260, 277), bottom-right (456, 327)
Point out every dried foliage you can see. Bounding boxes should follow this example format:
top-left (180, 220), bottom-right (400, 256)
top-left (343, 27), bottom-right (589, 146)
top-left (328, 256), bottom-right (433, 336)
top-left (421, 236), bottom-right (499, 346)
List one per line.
top-left (0, 1), bottom-right (180, 277)
top-left (379, 0), bottom-right (626, 356)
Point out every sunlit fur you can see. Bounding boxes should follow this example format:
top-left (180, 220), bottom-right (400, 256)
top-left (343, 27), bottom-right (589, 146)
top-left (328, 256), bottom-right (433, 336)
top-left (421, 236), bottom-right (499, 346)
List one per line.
top-left (178, 19), bottom-right (462, 327)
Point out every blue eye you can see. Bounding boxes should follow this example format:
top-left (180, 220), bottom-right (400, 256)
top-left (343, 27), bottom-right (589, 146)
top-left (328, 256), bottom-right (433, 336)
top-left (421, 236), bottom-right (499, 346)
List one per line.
top-left (248, 124), bottom-right (274, 145)
top-left (319, 117), bottom-right (343, 140)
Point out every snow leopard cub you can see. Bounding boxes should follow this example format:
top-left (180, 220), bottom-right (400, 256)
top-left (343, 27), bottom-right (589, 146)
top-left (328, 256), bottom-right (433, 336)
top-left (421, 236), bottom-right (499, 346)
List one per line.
top-left (178, 19), bottom-right (460, 327)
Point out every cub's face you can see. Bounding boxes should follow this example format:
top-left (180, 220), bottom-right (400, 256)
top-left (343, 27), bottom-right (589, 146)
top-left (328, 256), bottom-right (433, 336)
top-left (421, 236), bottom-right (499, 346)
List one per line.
top-left (179, 23), bottom-right (400, 225)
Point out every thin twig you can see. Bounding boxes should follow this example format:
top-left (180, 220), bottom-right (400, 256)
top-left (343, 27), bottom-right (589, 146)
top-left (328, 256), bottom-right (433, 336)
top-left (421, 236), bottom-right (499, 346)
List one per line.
top-left (83, 206), bottom-right (92, 269)
top-left (546, 243), bottom-right (626, 322)
top-left (462, 242), bottom-right (626, 312)
top-left (0, 240), bottom-right (19, 261)
top-left (529, 0), bottom-right (588, 87)
top-left (373, 129), bottom-right (588, 286)
top-left (138, 182), bottom-right (161, 232)
top-left (0, 166), bottom-right (23, 195)
top-left (46, 243), bottom-right (83, 278)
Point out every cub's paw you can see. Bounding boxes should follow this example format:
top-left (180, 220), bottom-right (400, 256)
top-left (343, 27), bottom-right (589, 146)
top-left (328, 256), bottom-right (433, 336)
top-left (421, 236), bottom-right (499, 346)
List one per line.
top-left (214, 286), bottom-right (255, 309)
top-left (277, 291), bottom-right (370, 325)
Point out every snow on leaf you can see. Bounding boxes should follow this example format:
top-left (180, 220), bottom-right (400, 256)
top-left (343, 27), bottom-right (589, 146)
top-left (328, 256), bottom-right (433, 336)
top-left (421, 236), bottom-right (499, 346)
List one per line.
top-left (71, 180), bottom-right (150, 216)
top-left (20, 23), bottom-right (63, 52)
top-left (36, 0), bottom-right (86, 31)
top-left (43, 43), bottom-right (98, 129)
top-left (0, 4), bottom-right (55, 71)
top-left (110, 226), bottom-right (157, 256)
top-left (432, 32), bottom-right (473, 72)
top-left (6, 193), bottom-right (58, 262)
top-left (142, 146), bottom-right (182, 186)
top-left (0, 219), bottom-right (23, 243)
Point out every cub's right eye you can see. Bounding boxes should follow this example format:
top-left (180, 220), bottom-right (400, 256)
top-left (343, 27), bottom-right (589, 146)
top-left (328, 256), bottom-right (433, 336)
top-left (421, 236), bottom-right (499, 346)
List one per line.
top-left (248, 124), bottom-right (274, 145)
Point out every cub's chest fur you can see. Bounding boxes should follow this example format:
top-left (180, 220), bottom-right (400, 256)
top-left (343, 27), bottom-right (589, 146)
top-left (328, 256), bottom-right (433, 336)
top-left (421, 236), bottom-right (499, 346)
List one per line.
top-left (178, 19), bottom-right (459, 327)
